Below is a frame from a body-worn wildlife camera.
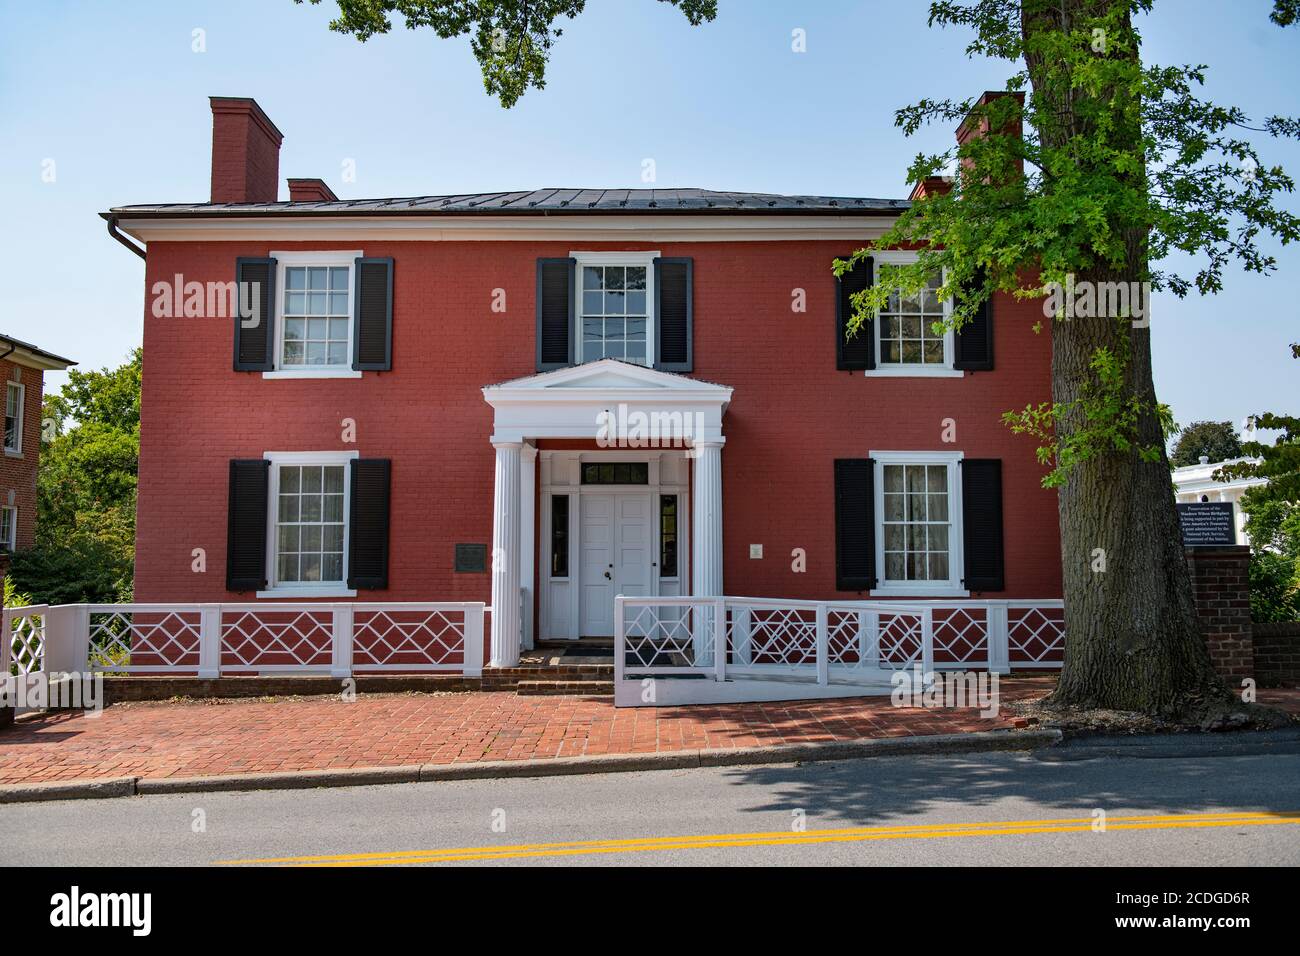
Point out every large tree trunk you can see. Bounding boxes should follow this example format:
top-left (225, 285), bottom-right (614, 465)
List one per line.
top-left (1022, 0), bottom-right (1231, 717)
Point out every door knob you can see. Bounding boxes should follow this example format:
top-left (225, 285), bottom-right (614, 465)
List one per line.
top-left (604, 570), bottom-right (612, 580)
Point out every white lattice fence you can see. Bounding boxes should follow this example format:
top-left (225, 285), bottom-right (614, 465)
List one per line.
top-left (221, 607), bottom-right (336, 672)
top-left (620, 599), bottom-right (712, 672)
top-left (3, 606), bottom-right (48, 676)
top-left (352, 605), bottom-right (472, 671)
top-left (1008, 604), bottom-right (1066, 667)
top-left (87, 606), bottom-right (203, 673)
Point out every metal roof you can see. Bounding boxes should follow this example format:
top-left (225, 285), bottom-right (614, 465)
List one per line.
top-left (0, 333), bottom-right (76, 368)
top-left (105, 188), bottom-right (909, 218)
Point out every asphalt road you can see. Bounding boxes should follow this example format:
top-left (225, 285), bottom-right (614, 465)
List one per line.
top-left (3, 734), bottom-right (1299, 867)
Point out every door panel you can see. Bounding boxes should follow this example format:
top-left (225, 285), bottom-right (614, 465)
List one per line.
top-left (579, 491), bottom-right (652, 637)
top-left (580, 495), bottom-right (614, 636)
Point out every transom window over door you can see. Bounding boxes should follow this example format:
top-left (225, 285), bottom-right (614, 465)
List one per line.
top-left (283, 265), bottom-right (351, 367)
top-left (276, 463), bottom-right (346, 584)
top-left (881, 462), bottom-right (951, 583)
top-left (581, 264), bottom-right (649, 364)
top-left (878, 271), bottom-right (946, 366)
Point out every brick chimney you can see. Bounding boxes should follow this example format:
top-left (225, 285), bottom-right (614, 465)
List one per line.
top-left (287, 178), bottom-right (339, 202)
top-left (956, 90), bottom-right (1025, 180)
top-left (210, 97), bottom-right (284, 204)
top-left (908, 176), bottom-right (954, 201)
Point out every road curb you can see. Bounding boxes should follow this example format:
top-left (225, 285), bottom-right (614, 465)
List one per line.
top-left (0, 728), bottom-right (1062, 804)
top-left (0, 776), bottom-right (137, 804)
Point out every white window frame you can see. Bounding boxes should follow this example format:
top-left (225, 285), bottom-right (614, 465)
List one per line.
top-left (867, 251), bottom-right (963, 379)
top-left (258, 450), bottom-right (359, 599)
top-left (570, 250), bottom-right (659, 367)
top-left (0, 505), bottom-right (16, 551)
top-left (264, 251), bottom-right (364, 380)
top-left (4, 381), bottom-right (23, 456)
top-left (870, 450), bottom-right (968, 598)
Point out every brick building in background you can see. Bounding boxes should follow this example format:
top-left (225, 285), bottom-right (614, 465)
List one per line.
top-left (0, 335), bottom-right (76, 576)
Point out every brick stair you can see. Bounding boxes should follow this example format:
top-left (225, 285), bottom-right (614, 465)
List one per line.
top-left (515, 679), bottom-right (615, 697)
top-left (480, 663), bottom-right (615, 695)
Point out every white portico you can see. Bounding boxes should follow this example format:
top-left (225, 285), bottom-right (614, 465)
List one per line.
top-left (482, 360), bottom-right (732, 667)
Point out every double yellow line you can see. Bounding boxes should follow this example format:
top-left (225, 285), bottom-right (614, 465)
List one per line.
top-left (217, 810), bottom-right (1300, 867)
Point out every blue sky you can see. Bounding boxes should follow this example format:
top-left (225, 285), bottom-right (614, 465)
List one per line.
top-left (1, 0), bottom-right (1296, 435)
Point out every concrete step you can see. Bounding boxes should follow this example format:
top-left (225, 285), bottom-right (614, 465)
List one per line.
top-left (515, 680), bottom-right (614, 697)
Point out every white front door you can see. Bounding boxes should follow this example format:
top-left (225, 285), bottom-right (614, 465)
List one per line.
top-left (579, 492), bottom-right (652, 637)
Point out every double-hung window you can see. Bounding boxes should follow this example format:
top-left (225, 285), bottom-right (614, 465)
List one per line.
top-left (4, 381), bottom-right (23, 455)
top-left (0, 505), bottom-right (15, 552)
top-left (262, 451), bottom-right (357, 597)
top-left (268, 252), bottom-right (362, 378)
top-left (574, 253), bottom-right (656, 366)
top-left (869, 254), bottom-right (961, 377)
top-left (873, 451), bottom-right (965, 595)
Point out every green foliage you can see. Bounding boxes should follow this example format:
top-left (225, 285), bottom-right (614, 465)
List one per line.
top-left (297, 0), bottom-right (717, 107)
top-left (2, 576), bottom-right (33, 609)
top-left (1170, 420), bottom-right (1242, 467)
top-left (1248, 549), bottom-right (1300, 623)
top-left (835, 1), bottom-right (1300, 488)
top-left (1000, 331), bottom-right (1169, 487)
top-left (9, 349), bottom-right (140, 605)
top-left (1220, 348), bottom-right (1300, 508)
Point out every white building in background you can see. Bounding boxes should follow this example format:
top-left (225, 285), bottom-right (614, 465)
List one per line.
top-left (1172, 417), bottom-right (1269, 545)
top-left (1173, 455), bottom-right (1266, 545)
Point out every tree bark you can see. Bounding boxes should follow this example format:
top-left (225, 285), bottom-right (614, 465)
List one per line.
top-left (1022, 0), bottom-right (1231, 716)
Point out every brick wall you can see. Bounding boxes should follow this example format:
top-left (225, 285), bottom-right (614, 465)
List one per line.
top-left (133, 238), bottom-right (1061, 608)
top-left (0, 359), bottom-right (46, 577)
top-left (1252, 622), bottom-right (1300, 688)
top-left (1184, 545), bottom-right (1254, 681)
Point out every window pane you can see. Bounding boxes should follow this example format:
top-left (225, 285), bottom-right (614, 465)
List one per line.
top-left (583, 266), bottom-right (602, 290)
top-left (287, 292), bottom-right (307, 315)
top-left (286, 268), bottom-right (306, 291)
top-left (604, 291), bottom-right (625, 315)
top-left (583, 291), bottom-right (603, 315)
top-left (330, 267), bottom-right (349, 291)
top-left (308, 267), bottom-right (327, 290)
top-left (606, 267), bottom-right (625, 291)
top-left (551, 495), bottom-right (570, 577)
top-left (883, 465), bottom-right (904, 493)
top-left (626, 290), bottom-right (646, 314)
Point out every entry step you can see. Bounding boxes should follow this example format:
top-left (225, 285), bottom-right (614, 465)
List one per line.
top-left (515, 679), bottom-right (614, 697)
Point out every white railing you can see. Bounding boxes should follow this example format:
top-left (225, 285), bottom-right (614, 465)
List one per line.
top-left (615, 596), bottom-right (1065, 705)
top-left (2, 602), bottom-right (485, 679)
top-left (2, 605), bottom-right (48, 676)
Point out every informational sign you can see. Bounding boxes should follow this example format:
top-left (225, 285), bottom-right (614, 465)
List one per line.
top-left (1176, 502), bottom-right (1237, 546)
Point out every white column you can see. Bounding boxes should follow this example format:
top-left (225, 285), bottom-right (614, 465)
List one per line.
top-left (691, 440), bottom-right (724, 597)
top-left (490, 441), bottom-right (522, 668)
top-left (691, 440), bottom-right (724, 669)
top-left (519, 444), bottom-right (537, 652)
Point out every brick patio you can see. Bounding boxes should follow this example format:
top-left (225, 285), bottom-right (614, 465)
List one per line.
top-left (1, 679), bottom-right (1295, 787)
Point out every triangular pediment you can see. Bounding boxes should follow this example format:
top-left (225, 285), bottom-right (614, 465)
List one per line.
top-left (487, 359), bottom-right (730, 395)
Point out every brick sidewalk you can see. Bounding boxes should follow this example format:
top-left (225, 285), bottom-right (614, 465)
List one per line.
top-left (1, 679), bottom-right (1294, 786)
top-left (0, 679), bottom-right (1061, 785)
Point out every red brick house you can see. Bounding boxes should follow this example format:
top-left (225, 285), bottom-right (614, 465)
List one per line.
top-left (0, 335), bottom-right (75, 574)
top-left (97, 97), bottom-right (1063, 697)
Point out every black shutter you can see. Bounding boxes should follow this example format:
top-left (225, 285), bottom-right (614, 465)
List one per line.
top-left (836, 255), bottom-right (874, 370)
top-left (226, 459), bottom-right (269, 590)
top-left (961, 458), bottom-right (1005, 591)
top-left (234, 257), bottom-right (276, 371)
top-left (353, 257), bottom-right (393, 370)
top-left (348, 458), bottom-right (391, 590)
top-left (654, 257), bottom-right (693, 371)
top-left (954, 270), bottom-right (994, 370)
top-left (835, 458), bottom-right (876, 591)
top-left (536, 258), bottom-right (575, 370)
